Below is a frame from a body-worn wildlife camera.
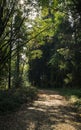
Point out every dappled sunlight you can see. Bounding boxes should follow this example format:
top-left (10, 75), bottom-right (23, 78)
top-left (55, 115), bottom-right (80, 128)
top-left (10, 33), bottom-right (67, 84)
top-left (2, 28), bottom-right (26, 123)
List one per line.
top-left (53, 123), bottom-right (76, 130)
top-left (28, 106), bottom-right (46, 112)
top-left (0, 89), bottom-right (81, 130)
top-left (0, 0), bottom-right (81, 129)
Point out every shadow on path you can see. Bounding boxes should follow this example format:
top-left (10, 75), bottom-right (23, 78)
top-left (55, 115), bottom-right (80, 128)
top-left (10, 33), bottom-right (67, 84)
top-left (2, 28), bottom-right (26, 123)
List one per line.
top-left (0, 89), bottom-right (81, 130)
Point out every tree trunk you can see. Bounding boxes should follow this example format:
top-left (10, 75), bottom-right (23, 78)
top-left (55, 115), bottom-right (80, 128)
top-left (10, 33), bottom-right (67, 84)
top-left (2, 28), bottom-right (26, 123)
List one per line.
top-left (8, 22), bottom-right (13, 89)
top-left (15, 41), bottom-right (20, 88)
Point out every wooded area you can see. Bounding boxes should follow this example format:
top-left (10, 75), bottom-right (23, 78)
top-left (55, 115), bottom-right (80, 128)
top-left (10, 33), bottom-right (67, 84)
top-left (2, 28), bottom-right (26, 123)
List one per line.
top-left (0, 0), bottom-right (81, 129)
top-left (0, 0), bottom-right (81, 89)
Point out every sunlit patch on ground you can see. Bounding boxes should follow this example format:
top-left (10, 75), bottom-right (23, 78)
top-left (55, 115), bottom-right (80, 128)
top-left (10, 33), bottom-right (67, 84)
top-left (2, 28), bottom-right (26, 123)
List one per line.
top-left (52, 123), bottom-right (76, 130)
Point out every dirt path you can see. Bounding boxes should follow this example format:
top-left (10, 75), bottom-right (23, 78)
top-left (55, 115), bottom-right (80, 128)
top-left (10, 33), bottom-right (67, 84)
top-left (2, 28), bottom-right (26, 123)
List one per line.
top-left (0, 89), bottom-right (81, 130)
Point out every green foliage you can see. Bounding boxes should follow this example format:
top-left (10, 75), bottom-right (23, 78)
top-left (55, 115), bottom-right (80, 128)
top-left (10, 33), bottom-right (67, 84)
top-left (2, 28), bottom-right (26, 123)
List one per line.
top-left (56, 88), bottom-right (81, 99)
top-left (64, 73), bottom-right (72, 84)
top-left (30, 49), bottom-right (43, 59)
top-left (0, 0), bottom-right (81, 92)
top-left (37, 0), bottom-right (49, 7)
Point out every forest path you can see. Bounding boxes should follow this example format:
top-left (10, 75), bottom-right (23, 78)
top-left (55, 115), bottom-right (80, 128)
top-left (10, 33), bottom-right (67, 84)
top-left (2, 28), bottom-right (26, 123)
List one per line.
top-left (0, 89), bottom-right (81, 130)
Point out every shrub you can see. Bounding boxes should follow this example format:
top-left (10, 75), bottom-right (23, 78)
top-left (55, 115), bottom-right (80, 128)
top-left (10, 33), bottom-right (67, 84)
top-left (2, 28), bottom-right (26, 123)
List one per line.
top-left (0, 86), bottom-right (38, 114)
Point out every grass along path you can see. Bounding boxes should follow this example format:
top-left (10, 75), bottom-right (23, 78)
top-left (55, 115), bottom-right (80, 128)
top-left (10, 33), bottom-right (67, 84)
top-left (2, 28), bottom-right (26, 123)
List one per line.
top-left (0, 89), bottom-right (81, 130)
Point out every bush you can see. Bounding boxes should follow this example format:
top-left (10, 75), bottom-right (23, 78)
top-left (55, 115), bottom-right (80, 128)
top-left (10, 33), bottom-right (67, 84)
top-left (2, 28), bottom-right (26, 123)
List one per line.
top-left (0, 86), bottom-right (38, 114)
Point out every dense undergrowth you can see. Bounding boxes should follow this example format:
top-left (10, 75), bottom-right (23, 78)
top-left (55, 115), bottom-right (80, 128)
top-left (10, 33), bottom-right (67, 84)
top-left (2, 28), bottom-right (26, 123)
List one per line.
top-left (0, 86), bottom-right (38, 114)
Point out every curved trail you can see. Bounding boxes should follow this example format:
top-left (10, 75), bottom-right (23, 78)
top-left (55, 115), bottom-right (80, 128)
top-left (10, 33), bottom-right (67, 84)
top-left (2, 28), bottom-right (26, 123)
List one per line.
top-left (0, 89), bottom-right (81, 130)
